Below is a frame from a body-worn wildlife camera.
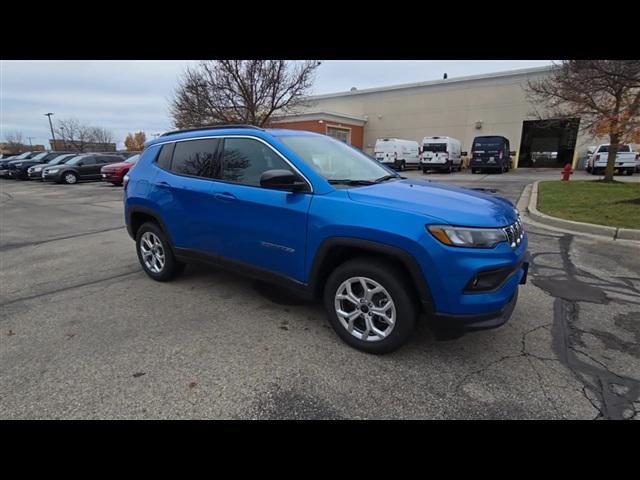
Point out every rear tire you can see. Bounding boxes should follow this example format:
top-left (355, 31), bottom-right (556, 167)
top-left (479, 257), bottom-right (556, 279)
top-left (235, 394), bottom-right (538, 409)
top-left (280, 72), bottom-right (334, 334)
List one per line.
top-left (323, 257), bottom-right (418, 354)
top-left (136, 222), bottom-right (185, 282)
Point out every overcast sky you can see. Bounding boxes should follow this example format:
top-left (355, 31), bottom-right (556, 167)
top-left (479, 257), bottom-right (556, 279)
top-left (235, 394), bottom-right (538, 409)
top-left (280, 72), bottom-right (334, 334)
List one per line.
top-left (1, 60), bottom-right (553, 149)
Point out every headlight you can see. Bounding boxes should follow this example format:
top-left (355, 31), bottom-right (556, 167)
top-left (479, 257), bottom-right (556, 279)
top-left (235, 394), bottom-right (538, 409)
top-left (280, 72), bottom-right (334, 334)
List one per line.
top-left (47, 168), bottom-right (59, 173)
top-left (14, 163), bottom-right (22, 167)
top-left (428, 225), bottom-right (507, 248)
top-left (34, 166), bottom-right (43, 171)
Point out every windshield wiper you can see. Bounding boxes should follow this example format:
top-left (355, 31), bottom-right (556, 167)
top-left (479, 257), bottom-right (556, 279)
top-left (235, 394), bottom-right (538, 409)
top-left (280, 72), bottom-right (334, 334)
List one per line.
top-left (374, 174), bottom-right (403, 183)
top-left (328, 179), bottom-right (376, 186)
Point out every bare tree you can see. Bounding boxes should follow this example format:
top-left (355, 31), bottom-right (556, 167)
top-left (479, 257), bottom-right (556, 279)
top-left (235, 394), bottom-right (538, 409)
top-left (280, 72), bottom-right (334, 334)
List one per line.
top-left (90, 126), bottom-right (114, 145)
top-left (526, 60), bottom-right (640, 182)
top-left (170, 60), bottom-right (320, 128)
top-left (4, 131), bottom-right (25, 153)
top-left (54, 118), bottom-right (114, 152)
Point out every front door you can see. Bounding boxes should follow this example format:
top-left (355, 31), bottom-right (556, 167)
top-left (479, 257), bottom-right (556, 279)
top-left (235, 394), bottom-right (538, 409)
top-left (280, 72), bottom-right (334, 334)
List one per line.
top-left (78, 156), bottom-right (101, 179)
top-left (212, 137), bottom-right (312, 283)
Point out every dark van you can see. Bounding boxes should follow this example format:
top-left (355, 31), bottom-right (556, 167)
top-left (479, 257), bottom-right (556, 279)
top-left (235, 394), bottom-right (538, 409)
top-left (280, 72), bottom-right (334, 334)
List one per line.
top-left (470, 136), bottom-right (514, 174)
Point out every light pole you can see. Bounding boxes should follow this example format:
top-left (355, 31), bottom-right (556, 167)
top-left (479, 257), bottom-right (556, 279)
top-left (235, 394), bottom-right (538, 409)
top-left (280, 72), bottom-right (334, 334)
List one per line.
top-left (44, 113), bottom-right (56, 150)
top-left (27, 136), bottom-right (35, 147)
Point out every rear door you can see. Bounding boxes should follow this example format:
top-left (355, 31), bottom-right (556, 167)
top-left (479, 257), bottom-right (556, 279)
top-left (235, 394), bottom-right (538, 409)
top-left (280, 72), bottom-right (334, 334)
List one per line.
top-left (472, 137), bottom-right (505, 167)
top-left (150, 138), bottom-right (224, 254)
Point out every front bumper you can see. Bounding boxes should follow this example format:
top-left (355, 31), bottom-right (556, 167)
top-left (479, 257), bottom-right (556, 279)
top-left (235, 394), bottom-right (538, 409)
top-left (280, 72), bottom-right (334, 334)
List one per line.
top-left (432, 289), bottom-right (517, 332)
top-left (430, 261), bottom-right (527, 333)
top-left (42, 171), bottom-right (63, 182)
top-left (28, 170), bottom-right (44, 179)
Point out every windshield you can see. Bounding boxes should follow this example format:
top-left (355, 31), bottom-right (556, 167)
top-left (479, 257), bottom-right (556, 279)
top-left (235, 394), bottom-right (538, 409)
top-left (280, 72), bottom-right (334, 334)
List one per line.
top-left (31, 152), bottom-right (49, 160)
top-left (66, 155), bottom-right (88, 165)
top-left (423, 143), bottom-right (447, 153)
top-left (279, 135), bottom-right (394, 182)
top-left (14, 152), bottom-right (32, 160)
top-left (49, 154), bottom-right (75, 165)
top-left (125, 154), bottom-right (140, 164)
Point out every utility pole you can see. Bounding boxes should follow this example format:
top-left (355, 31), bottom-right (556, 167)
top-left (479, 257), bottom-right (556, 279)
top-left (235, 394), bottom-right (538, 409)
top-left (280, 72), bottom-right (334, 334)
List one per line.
top-left (27, 136), bottom-right (35, 147)
top-left (44, 113), bottom-right (56, 150)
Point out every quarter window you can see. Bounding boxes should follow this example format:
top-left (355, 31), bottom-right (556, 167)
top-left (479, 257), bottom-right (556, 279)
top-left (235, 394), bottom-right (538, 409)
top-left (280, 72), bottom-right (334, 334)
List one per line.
top-left (156, 143), bottom-right (175, 170)
top-left (222, 138), bottom-right (293, 186)
top-left (170, 139), bottom-right (221, 179)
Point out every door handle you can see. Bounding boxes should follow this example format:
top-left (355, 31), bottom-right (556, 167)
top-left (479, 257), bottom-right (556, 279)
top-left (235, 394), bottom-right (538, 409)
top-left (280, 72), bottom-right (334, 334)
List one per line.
top-left (156, 181), bottom-right (171, 188)
top-left (214, 192), bottom-right (237, 201)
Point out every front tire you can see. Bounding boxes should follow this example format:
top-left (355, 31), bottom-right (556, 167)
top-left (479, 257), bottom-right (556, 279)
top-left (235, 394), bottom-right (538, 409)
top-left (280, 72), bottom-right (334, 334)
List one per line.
top-left (323, 257), bottom-right (417, 354)
top-left (136, 222), bottom-right (185, 282)
top-left (62, 171), bottom-right (78, 184)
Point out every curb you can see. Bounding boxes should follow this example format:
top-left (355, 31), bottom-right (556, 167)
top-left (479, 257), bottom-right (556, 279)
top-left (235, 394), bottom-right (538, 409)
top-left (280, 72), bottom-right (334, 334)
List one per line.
top-left (526, 181), bottom-right (640, 241)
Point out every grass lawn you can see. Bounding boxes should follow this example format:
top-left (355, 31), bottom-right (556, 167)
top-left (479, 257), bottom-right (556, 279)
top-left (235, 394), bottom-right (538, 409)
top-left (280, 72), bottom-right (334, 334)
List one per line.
top-left (537, 181), bottom-right (640, 229)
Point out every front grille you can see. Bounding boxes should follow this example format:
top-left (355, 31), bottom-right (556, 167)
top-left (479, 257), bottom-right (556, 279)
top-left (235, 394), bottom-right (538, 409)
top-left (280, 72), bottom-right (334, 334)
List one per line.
top-left (503, 217), bottom-right (525, 248)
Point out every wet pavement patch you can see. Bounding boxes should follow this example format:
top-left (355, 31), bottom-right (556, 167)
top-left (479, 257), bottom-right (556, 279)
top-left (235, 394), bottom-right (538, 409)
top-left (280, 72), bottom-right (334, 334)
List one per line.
top-left (532, 278), bottom-right (609, 304)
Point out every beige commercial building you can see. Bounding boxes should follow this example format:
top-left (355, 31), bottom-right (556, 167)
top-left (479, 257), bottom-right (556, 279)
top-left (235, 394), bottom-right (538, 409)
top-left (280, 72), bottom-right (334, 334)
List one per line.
top-left (272, 66), bottom-right (604, 169)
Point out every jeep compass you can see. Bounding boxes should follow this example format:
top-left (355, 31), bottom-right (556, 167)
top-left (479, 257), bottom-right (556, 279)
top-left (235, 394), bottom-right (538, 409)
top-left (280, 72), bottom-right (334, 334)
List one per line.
top-left (124, 126), bottom-right (528, 353)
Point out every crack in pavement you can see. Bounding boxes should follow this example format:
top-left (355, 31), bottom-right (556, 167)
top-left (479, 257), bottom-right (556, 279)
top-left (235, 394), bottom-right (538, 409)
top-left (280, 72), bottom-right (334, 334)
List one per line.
top-left (0, 269), bottom-right (140, 309)
top-left (0, 226), bottom-right (125, 252)
top-left (531, 233), bottom-right (640, 420)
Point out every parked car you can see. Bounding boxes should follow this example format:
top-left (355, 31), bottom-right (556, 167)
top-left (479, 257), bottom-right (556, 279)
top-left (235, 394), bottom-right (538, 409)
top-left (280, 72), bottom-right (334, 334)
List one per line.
top-left (27, 153), bottom-right (78, 179)
top-left (100, 154), bottom-right (140, 185)
top-left (124, 126), bottom-right (528, 354)
top-left (420, 136), bottom-right (464, 173)
top-left (374, 138), bottom-right (420, 171)
top-left (586, 144), bottom-right (636, 175)
top-left (470, 136), bottom-right (514, 174)
top-left (6, 151), bottom-right (73, 179)
top-left (42, 153), bottom-right (124, 184)
top-left (116, 151), bottom-right (142, 159)
top-left (0, 151), bottom-right (39, 177)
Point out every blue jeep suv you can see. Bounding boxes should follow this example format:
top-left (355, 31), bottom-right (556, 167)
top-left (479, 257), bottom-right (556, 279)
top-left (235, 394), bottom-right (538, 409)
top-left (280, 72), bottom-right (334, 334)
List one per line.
top-left (124, 125), bottom-right (528, 353)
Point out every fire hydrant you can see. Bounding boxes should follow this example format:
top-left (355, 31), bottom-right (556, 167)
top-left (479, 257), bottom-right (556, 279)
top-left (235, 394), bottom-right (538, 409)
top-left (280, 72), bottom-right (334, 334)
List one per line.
top-left (561, 163), bottom-right (573, 181)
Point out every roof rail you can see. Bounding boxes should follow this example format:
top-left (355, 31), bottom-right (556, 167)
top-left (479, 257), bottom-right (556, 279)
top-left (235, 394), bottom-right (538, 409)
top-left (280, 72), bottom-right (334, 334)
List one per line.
top-left (160, 124), bottom-right (263, 137)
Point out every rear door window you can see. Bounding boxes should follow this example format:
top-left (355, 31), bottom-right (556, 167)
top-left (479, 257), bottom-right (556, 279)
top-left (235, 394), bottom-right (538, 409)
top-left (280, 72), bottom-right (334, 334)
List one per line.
top-left (473, 137), bottom-right (504, 152)
top-left (170, 138), bottom-right (221, 179)
top-left (423, 143), bottom-right (447, 152)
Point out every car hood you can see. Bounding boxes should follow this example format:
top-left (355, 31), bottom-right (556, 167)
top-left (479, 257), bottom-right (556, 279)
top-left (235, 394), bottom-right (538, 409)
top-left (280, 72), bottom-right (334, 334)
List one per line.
top-left (346, 179), bottom-right (517, 227)
top-left (9, 159), bottom-right (39, 167)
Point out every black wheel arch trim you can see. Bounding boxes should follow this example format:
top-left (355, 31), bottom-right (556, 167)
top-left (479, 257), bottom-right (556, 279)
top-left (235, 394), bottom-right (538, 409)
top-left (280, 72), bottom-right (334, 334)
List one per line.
top-left (308, 237), bottom-right (435, 312)
top-left (126, 206), bottom-right (173, 242)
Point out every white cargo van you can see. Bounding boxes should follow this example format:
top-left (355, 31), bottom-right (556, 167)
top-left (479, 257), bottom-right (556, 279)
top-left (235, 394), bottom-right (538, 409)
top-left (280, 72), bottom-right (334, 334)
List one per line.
top-left (420, 136), bottom-right (463, 173)
top-left (374, 138), bottom-right (420, 171)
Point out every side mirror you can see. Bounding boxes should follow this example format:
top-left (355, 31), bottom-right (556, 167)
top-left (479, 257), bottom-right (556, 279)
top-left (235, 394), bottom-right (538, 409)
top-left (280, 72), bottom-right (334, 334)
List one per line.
top-left (260, 169), bottom-right (308, 192)
top-left (509, 151), bottom-right (516, 156)
top-left (77, 161), bottom-right (84, 166)
top-left (461, 151), bottom-right (468, 157)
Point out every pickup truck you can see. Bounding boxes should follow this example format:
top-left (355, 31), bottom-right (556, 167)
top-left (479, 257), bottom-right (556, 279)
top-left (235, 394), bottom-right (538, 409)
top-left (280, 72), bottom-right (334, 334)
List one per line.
top-left (586, 144), bottom-right (637, 176)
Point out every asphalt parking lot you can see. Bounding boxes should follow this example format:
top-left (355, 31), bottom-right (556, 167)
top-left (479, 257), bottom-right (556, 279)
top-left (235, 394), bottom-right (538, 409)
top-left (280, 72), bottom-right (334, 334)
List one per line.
top-left (1, 170), bottom-right (639, 419)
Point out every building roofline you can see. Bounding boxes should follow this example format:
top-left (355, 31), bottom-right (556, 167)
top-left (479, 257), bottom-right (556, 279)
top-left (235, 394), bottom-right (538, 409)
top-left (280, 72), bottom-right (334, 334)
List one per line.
top-left (307, 65), bottom-right (556, 100)
top-left (270, 110), bottom-right (368, 125)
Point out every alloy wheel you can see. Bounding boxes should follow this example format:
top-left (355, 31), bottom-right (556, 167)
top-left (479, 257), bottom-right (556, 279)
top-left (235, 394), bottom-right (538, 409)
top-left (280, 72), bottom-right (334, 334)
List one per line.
top-left (140, 231), bottom-right (165, 274)
top-left (334, 276), bottom-right (396, 342)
